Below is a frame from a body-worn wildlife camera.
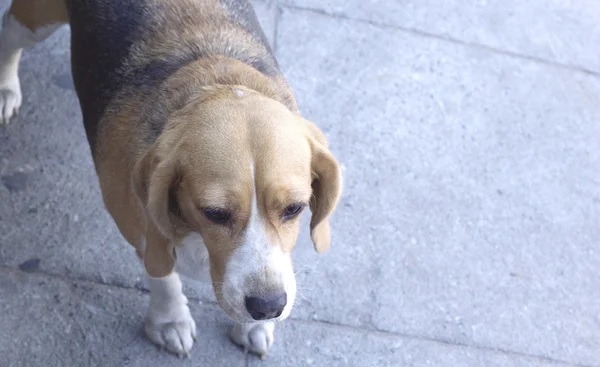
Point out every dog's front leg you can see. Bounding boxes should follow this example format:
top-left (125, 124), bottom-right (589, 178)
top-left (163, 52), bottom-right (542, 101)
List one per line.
top-left (229, 321), bottom-right (276, 359)
top-left (145, 272), bottom-right (197, 357)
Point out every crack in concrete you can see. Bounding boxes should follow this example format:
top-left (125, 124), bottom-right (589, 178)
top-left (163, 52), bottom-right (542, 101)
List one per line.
top-left (280, 3), bottom-right (600, 78)
top-left (0, 264), bottom-right (593, 367)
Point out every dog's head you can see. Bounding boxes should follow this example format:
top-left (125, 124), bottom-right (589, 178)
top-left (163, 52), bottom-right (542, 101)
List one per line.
top-left (133, 85), bottom-right (341, 323)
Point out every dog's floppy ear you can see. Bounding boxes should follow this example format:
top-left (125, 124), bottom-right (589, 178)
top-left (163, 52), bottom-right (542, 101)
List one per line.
top-left (132, 143), bottom-right (180, 278)
top-left (304, 120), bottom-right (342, 253)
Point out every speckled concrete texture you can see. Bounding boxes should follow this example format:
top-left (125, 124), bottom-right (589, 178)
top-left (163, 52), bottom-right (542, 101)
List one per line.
top-left (1, 0), bottom-right (598, 366)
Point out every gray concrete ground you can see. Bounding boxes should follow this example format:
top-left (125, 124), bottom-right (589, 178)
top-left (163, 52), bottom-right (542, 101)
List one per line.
top-left (0, 0), bottom-right (598, 366)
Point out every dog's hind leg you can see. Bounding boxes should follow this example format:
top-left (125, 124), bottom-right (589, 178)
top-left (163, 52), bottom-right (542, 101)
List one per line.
top-left (0, 0), bottom-right (68, 124)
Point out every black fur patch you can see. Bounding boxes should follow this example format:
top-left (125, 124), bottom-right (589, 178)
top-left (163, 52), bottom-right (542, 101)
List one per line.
top-left (67, 0), bottom-right (149, 151)
top-left (67, 0), bottom-right (280, 152)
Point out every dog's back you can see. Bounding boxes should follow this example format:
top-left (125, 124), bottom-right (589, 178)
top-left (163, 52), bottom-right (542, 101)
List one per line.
top-left (66, 0), bottom-right (280, 150)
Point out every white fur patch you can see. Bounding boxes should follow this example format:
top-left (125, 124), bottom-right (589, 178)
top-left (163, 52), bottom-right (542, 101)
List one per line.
top-left (220, 164), bottom-right (297, 322)
top-left (145, 272), bottom-right (197, 356)
top-left (175, 232), bottom-right (211, 283)
top-left (229, 321), bottom-right (275, 357)
top-left (147, 272), bottom-right (186, 310)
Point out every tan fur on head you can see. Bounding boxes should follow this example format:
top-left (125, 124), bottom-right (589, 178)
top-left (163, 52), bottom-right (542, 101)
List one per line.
top-left (131, 85), bottom-right (342, 279)
top-left (132, 86), bottom-right (341, 278)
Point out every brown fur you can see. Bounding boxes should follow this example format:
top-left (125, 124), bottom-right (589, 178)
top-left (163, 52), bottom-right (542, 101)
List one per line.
top-left (8, 0), bottom-right (68, 30)
top-left (9, 0), bottom-right (341, 301)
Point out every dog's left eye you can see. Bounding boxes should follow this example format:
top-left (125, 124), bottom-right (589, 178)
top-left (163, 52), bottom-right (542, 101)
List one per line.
top-left (203, 207), bottom-right (232, 224)
top-left (282, 203), bottom-right (305, 221)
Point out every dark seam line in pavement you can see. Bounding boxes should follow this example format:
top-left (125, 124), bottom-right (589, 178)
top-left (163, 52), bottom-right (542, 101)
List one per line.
top-left (289, 319), bottom-right (596, 367)
top-left (0, 263), bottom-right (223, 303)
top-left (0, 263), bottom-right (145, 291)
top-left (1, 264), bottom-right (595, 367)
top-left (0, 264), bottom-right (226, 314)
top-left (282, 4), bottom-right (600, 78)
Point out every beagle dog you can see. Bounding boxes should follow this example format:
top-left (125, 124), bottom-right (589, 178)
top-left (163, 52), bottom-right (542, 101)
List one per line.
top-left (0, 0), bottom-right (341, 359)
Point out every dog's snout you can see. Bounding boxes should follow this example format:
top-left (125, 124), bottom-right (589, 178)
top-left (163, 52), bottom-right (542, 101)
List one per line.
top-left (244, 292), bottom-right (287, 320)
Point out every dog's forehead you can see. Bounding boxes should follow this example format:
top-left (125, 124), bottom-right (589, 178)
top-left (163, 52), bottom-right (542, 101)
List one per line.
top-left (181, 96), bottom-right (312, 205)
top-left (247, 108), bottom-right (312, 198)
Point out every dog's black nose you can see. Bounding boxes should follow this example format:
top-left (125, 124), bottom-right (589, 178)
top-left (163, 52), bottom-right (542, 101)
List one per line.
top-left (245, 292), bottom-right (287, 320)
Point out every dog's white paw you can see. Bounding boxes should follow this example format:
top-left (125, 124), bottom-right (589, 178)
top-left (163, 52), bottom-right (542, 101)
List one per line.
top-left (0, 75), bottom-right (21, 125)
top-left (144, 304), bottom-right (197, 357)
top-left (229, 321), bottom-right (275, 359)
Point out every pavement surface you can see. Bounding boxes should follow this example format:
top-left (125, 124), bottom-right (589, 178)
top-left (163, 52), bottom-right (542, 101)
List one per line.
top-left (0, 0), bottom-right (599, 366)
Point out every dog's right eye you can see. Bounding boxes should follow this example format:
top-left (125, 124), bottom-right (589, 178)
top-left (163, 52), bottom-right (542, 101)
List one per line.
top-left (202, 207), bottom-right (231, 224)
